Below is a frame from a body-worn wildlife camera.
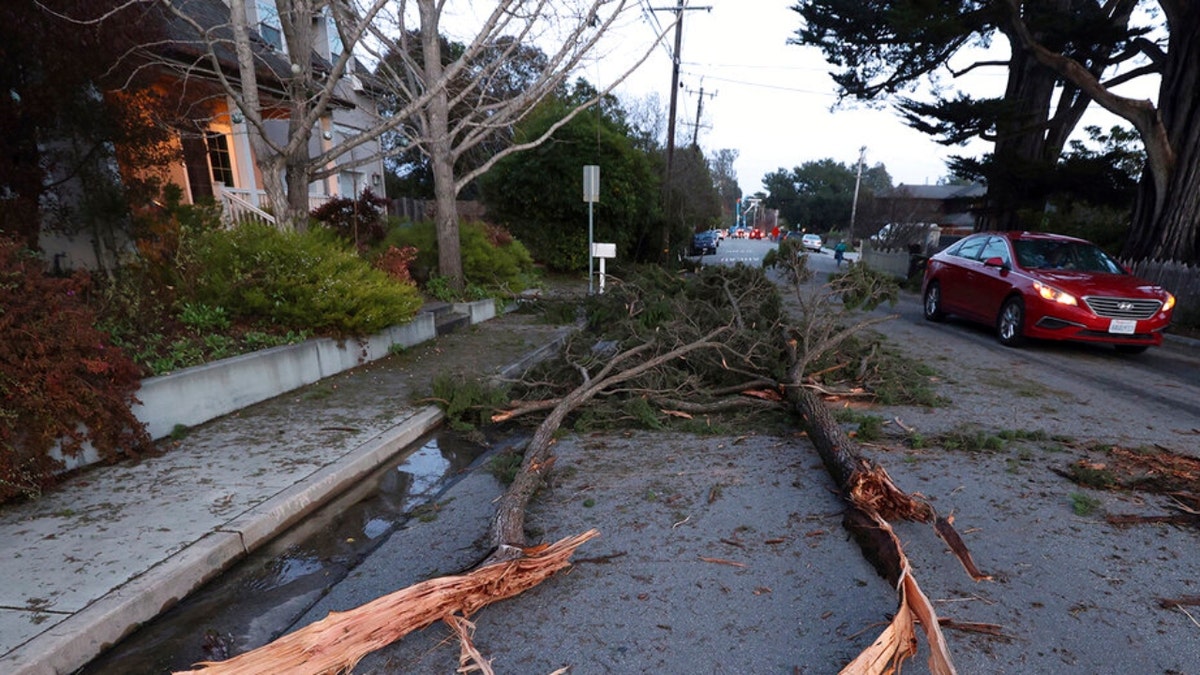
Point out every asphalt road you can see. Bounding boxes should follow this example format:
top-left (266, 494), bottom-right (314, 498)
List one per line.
top-left (706, 235), bottom-right (1200, 435)
top-left (89, 241), bottom-right (1200, 673)
top-left (314, 243), bottom-right (1200, 673)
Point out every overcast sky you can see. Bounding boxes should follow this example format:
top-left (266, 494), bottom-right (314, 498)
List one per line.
top-left (590, 0), bottom-right (1140, 198)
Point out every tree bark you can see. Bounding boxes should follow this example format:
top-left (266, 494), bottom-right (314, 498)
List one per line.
top-left (418, 0), bottom-right (464, 289)
top-left (1126, 5), bottom-right (1200, 263)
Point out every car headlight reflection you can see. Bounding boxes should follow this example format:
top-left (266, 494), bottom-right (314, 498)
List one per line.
top-left (1033, 281), bottom-right (1077, 306)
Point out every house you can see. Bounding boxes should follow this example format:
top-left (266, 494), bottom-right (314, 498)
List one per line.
top-left (147, 0), bottom-right (388, 218)
top-left (38, 0), bottom-right (388, 269)
top-left (875, 183), bottom-right (986, 237)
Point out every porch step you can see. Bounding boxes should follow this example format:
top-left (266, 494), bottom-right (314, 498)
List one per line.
top-left (420, 302), bottom-right (471, 336)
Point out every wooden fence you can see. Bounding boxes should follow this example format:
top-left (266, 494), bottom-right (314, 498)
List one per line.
top-left (1124, 259), bottom-right (1200, 321)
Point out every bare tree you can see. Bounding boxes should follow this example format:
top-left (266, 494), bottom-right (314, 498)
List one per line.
top-left (369, 1), bottom-right (670, 288)
top-left (150, 0), bottom-right (668, 288)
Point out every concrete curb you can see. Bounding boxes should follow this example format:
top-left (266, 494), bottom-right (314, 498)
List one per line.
top-left (4, 407), bottom-right (446, 675)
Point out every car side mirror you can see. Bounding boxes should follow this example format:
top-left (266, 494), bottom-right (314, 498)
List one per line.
top-left (983, 256), bottom-right (1008, 269)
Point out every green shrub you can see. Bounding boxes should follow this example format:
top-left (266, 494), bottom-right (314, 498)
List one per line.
top-left (381, 220), bottom-right (535, 293)
top-left (185, 223), bottom-right (422, 336)
top-left (0, 237), bottom-right (150, 502)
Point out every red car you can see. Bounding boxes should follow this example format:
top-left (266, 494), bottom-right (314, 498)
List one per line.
top-left (749, 229), bottom-right (764, 240)
top-left (922, 231), bottom-right (1176, 353)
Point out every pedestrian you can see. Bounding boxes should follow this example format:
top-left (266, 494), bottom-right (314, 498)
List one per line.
top-left (834, 239), bottom-right (847, 267)
top-left (771, 226), bottom-right (780, 242)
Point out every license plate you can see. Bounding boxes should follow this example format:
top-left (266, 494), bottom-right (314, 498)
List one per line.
top-left (1108, 319), bottom-right (1137, 334)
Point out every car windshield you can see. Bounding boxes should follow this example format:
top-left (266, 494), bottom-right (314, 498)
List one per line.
top-left (1013, 240), bottom-right (1126, 274)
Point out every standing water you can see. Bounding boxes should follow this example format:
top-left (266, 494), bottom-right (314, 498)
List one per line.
top-left (79, 429), bottom-right (519, 674)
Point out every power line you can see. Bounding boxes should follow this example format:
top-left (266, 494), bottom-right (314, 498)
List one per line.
top-left (681, 72), bottom-right (838, 96)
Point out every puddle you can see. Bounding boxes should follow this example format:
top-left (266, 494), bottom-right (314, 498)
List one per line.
top-left (79, 428), bottom-right (519, 674)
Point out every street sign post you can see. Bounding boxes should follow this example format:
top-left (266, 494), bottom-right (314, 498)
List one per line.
top-left (583, 165), bottom-right (600, 294)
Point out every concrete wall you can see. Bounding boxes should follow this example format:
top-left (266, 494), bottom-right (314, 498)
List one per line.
top-left (57, 300), bottom-right (495, 472)
top-left (860, 247), bottom-right (912, 280)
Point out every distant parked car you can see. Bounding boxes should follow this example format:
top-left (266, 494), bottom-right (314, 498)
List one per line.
top-left (922, 231), bottom-right (1176, 353)
top-left (800, 233), bottom-right (823, 252)
top-left (749, 229), bottom-right (764, 240)
top-left (690, 230), bottom-right (719, 256)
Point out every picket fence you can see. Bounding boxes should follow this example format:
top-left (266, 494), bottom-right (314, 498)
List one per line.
top-left (1124, 259), bottom-right (1200, 321)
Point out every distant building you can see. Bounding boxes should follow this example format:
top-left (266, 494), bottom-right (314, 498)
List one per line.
top-left (877, 183), bottom-right (986, 236)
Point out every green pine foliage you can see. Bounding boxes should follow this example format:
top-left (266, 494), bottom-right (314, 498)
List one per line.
top-left (0, 237), bottom-right (150, 502)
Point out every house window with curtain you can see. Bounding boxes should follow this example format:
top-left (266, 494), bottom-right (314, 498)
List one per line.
top-left (205, 132), bottom-right (235, 186)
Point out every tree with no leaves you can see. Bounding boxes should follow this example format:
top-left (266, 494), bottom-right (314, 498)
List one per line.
top-left (149, 0), bottom-right (668, 289)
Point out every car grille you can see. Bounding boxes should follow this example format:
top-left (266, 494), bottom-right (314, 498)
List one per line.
top-left (1083, 296), bottom-right (1162, 320)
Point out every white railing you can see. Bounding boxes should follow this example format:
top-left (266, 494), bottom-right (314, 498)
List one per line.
top-left (214, 184), bottom-right (334, 229)
top-left (217, 186), bottom-right (275, 228)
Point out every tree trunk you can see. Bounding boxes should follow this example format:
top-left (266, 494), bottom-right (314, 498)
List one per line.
top-left (976, 20), bottom-right (1066, 232)
top-left (1125, 7), bottom-right (1200, 264)
top-left (419, 0), bottom-right (464, 289)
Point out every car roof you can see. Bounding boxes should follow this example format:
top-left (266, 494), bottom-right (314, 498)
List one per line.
top-left (989, 231), bottom-right (1092, 245)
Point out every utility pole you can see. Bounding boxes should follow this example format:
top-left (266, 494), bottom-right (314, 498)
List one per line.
top-left (850, 146), bottom-right (866, 238)
top-left (686, 83), bottom-right (716, 147)
top-left (652, 1), bottom-right (711, 262)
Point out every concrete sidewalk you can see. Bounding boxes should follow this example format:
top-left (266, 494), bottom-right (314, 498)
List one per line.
top-left (0, 309), bottom-right (575, 675)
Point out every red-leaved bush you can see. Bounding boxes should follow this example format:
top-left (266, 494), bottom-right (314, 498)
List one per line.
top-left (374, 245), bottom-right (419, 285)
top-left (0, 237), bottom-right (149, 502)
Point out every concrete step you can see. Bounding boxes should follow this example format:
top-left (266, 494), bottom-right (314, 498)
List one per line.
top-left (419, 301), bottom-right (471, 336)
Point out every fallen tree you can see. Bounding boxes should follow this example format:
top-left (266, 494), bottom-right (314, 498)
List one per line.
top-left (178, 531), bottom-right (599, 675)
top-left (772, 244), bottom-right (993, 673)
top-left (185, 257), bottom-right (995, 673)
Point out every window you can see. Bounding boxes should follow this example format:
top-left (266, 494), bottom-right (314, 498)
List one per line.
top-left (979, 237), bottom-right (1011, 265)
top-left (256, 1), bottom-right (283, 52)
top-left (205, 132), bottom-right (235, 186)
top-left (952, 236), bottom-right (987, 261)
top-left (325, 8), bottom-right (343, 59)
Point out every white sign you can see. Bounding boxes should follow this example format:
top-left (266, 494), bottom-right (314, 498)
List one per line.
top-left (583, 165), bottom-right (600, 202)
top-left (591, 242), bottom-right (616, 258)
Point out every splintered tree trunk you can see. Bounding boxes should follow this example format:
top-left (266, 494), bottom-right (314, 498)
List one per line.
top-left (784, 362), bottom-right (991, 675)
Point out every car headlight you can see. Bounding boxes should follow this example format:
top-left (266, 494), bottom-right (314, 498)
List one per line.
top-left (1163, 292), bottom-right (1176, 313)
top-left (1033, 281), bottom-right (1077, 306)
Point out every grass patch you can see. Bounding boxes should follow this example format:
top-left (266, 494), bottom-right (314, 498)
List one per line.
top-left (1065, 461), bottom-right (1118, 489)
top-left (1070, 492), bottom-right (1102, 516)
top-left (854, 415), bottom-right (884, 442)
top-left (487, 451), bottom-right (524, 485)
top-left (300, 384), bottom-right (335, 401)
top-left (938, 426), bottom-right (1006, 452)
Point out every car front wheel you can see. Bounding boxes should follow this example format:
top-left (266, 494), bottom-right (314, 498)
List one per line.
top-left (997, 296), bottom-right (1026, 347)
top-left (923, 282), bottom-right (945, 322)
